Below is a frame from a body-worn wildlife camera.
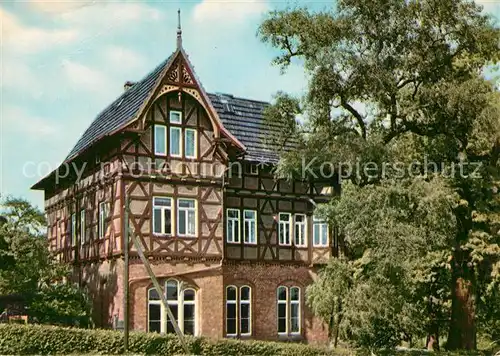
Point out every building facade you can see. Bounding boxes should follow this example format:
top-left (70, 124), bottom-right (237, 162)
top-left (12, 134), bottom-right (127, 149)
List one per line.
top-left (32, 26), bottom-right (338, 344)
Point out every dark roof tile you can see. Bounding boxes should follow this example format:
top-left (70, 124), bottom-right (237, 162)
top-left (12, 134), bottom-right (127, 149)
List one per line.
top-left (65, 57), bottom-right (292, 164)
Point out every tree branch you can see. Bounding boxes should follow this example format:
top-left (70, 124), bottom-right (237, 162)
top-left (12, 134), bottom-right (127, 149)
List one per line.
top-left (340, 97), bottom-right (367, 139)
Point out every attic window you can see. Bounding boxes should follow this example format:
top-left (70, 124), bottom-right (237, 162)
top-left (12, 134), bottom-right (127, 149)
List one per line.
top-left (245, 164), bottom-right (258, 175)
top-left (170, 111), bottom-right (182, 124)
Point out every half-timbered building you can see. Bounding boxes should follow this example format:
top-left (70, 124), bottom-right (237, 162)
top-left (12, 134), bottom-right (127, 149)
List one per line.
top-left (32, 16), bottom-right (337, 343)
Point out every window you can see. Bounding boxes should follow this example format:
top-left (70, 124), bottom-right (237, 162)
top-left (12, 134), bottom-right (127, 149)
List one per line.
top-left (313, 216), bottom-right (328, 247)
top-left (226, 209), bottom-right (240, 243)
top-left (178, 199), bottom-right (196, 237)
top-left (278, 213), bottom-right (291, 246)
top-left (153, 197), bottom-right (172, 235)
top-left (245, 164), bottom-right (258, 175)
top-left (240, 286), bottom-right (251, 335)
top-left (277, 286), bottom-right (287, 334)
top-left (147, 279), bottom-right (196, 335)
top-left (80, 210), bottom-right (86, 243)
top-left (294, 214), bottom-right (307, 247)
top-left (148, 288), bottom-right (161, 333)
top-left (71, 213), bottom-right (76, 246)
top-left (277, 286), bottom-right (301, 335)
top-left (170, 127), bottom-right (181, 157)
top-left (226, 286), bottom-right (237, 336)
top-left (98, 202), bottom-right (107, 239)
top-left (243, 210), bottom-right (257, 244)
top-left (154, 125), bottom-right (167, 156)
top-left (228, 162), bottom-right (241, 178)
top-left (170, 110), bottom-right (182, 124)
top-left (290, 287), bottom-right (300, 334)
top-left (226, 285), bottom-right (252, 337)
top-left (185, 129), bottom-right (196, 158)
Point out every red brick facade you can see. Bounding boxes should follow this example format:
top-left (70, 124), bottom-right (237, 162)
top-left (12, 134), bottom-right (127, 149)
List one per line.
top-left (79, 258), bottom-right (329, 344)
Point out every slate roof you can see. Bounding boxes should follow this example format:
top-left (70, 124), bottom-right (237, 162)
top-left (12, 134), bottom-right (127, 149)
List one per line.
top-left (208, 93), bottom-right (293, 163)
top-left (65, 54), bottom-right (175, 161)
top-left (45, 51), bottom-right (297, 188)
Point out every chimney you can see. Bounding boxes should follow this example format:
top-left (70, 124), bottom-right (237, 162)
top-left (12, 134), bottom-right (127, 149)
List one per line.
top-left (124, 81), bottom-right (135, 91)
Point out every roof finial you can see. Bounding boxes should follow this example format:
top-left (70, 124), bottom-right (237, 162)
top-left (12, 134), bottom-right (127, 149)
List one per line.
top-left (176, 8), bottom-right (182, 49)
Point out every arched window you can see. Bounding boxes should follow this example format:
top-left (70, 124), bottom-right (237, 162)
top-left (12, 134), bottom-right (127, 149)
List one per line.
top-left (226, 285), bottom-right (252, 337)
top-left (277, 286), bottom-right (301, 336)
top-left (147, 279), bottom-right (197, 335)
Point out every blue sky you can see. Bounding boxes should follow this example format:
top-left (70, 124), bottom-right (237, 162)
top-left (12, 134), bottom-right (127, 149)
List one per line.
top-left (1, 0), bottom-right (499, 209)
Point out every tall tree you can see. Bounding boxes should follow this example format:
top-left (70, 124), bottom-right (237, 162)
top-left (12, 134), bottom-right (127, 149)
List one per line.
top-left (259, 0), bottom-right (500, 350)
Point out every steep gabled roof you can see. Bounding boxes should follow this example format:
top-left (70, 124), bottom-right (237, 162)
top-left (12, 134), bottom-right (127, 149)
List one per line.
top-left (65, 54), bottom-right (176, 161)
top-left (32, 51), bottom-right (295, 190)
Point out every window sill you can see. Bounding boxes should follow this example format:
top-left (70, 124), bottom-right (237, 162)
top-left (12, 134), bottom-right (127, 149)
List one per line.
top-left (152, 233), bottom-right (173, 238)
top-left (278, 333), bottom-right (303, 341)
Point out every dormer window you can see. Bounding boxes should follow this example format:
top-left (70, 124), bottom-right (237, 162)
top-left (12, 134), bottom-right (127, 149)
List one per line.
top-left (170, 110), bottom-right (182, 124)
top-left (246, 164), bottom-right (258, 175)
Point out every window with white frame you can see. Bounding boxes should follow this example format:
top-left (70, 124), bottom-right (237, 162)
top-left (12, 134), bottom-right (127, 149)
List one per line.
top-left (178, 199), bottom-right (196, 236)
top-left (228, 162), bottom-right (241, 178)
top-left (243, 210), bottom-right (257, 244)
top-left (147, 279), bottom-right (196, 335)
top-left (184, 129), bottom-right (196, 158)
top-left (294, 214), bottom-right (307, 247)
top-left (278, 213), bottom-right (291, 246)
top-left (98, 201), bottom-right (107, 239)
top-left (245, 163), bottom-right (258, 175)
top-left (80, 210), bottom-right (86, 243)
top-left (226, 285), bottom-right (252, 337)
top-left (313, 216), bottom-right (329, 247)
top-left (277, 286), bottom-right (301, 335)
top-left (71, 213), bottom-right (77, 246)
top-left (226, 209), bottom-right (240, 243)
top-left (153, 197), bottom-right (172, 235)
top-left (169, 110), bottom-right (182, 124)
top-left (154, 125), bottom-right (167, 156)
top-left (170, 127), bottom-right (182, 157)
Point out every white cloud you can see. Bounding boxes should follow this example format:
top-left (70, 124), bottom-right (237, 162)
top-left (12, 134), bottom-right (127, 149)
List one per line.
top-left (59, 2), bottom-right (162, 27)
top-left (193, 0), bottom-right (268, 24)
top-left (103, 46), bottom-right (147, 72)
top-left (1, 7), bottom-right (78, 54)
top-left (2, 106), bottom-right (59, 138)
top-left (60, 59), bottom-right (114, 93)
top-left (27, 0), bottom-right (96, 14)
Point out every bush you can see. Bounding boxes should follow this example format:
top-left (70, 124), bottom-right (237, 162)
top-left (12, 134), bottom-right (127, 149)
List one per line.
top-left (0, 324), bottom-right (333, 355)
top-left (0, 324), bottom-right (490, 355)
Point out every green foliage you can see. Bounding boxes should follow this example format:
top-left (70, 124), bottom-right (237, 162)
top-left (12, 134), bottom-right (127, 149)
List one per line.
top-left (0, 324), bottom-right (336, 356)
top-left (0, 197), bottom-right (92, 327)
top-left (260, 0), bottom-right (500, 350)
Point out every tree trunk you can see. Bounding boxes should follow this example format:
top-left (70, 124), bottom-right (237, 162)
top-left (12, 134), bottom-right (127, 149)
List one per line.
top-left (333, 313), bottom-right (342, 348)
top-left (447, 249), bottom-right (476, 350)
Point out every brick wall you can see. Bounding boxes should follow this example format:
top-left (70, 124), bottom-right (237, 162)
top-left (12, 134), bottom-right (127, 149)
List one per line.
top-left (222, 263), bottom-right (328, 344)
top-left (78, 259), bottom-right (328, 344)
